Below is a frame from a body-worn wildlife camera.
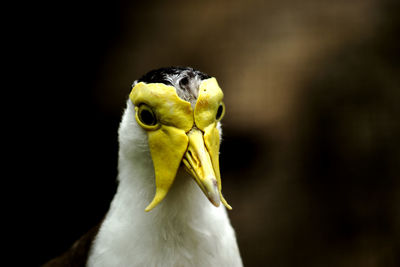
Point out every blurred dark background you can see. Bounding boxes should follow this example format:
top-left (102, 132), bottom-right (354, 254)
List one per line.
top-left (11, 0), bottom-right (399, 266)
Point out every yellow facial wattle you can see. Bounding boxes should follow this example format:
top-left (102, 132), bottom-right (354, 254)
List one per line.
top-left (129, 78), bottom-right (231, 211)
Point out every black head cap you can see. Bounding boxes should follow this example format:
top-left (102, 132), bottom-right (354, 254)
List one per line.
top-left (133, 66), bottom-right (212, 104)
top-left (136, 66), bottom-right (211, 86)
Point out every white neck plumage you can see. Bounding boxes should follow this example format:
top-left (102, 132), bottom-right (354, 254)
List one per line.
top-left (87, 101), bottom-right (242, 267)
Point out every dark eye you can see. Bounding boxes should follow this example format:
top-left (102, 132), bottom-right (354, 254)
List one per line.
top-left (138, 106), bottom-right (157, 126)
top-left (216, 103), bottom-right (224, 120)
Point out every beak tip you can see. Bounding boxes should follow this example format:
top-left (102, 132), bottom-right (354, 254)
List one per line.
top-left (209, 197), bottom-right (221, 207)
top-left (207, 183), bottom-right (221, 207)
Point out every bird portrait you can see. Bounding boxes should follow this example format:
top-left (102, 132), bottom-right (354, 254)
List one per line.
top-left (43, 66), bottom-right (243, 267)
top-left (16, 1), bottom-right (400, 266)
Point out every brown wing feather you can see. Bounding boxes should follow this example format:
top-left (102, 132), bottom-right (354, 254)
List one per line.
top-left (42, 223), bottom-right (101, 267)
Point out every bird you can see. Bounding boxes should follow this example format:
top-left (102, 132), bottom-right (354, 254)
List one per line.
top-left (43, 66), bottom-right (243, 267)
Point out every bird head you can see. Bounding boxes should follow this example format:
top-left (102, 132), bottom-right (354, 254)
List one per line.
top-left (128, 67), bottom-right (231, 212)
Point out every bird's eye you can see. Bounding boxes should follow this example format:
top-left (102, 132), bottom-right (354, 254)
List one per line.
top-left (138, 105), bottom-right (157, 126)
top-left (216, 103), bottom-right (225, 121)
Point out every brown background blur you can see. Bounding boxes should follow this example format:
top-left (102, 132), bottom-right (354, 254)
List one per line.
top-left (14, 0), bottom-right (399, 266)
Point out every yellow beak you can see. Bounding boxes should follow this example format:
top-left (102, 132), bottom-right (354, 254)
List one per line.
top-left (183, 128), bottom-right (221, 207)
